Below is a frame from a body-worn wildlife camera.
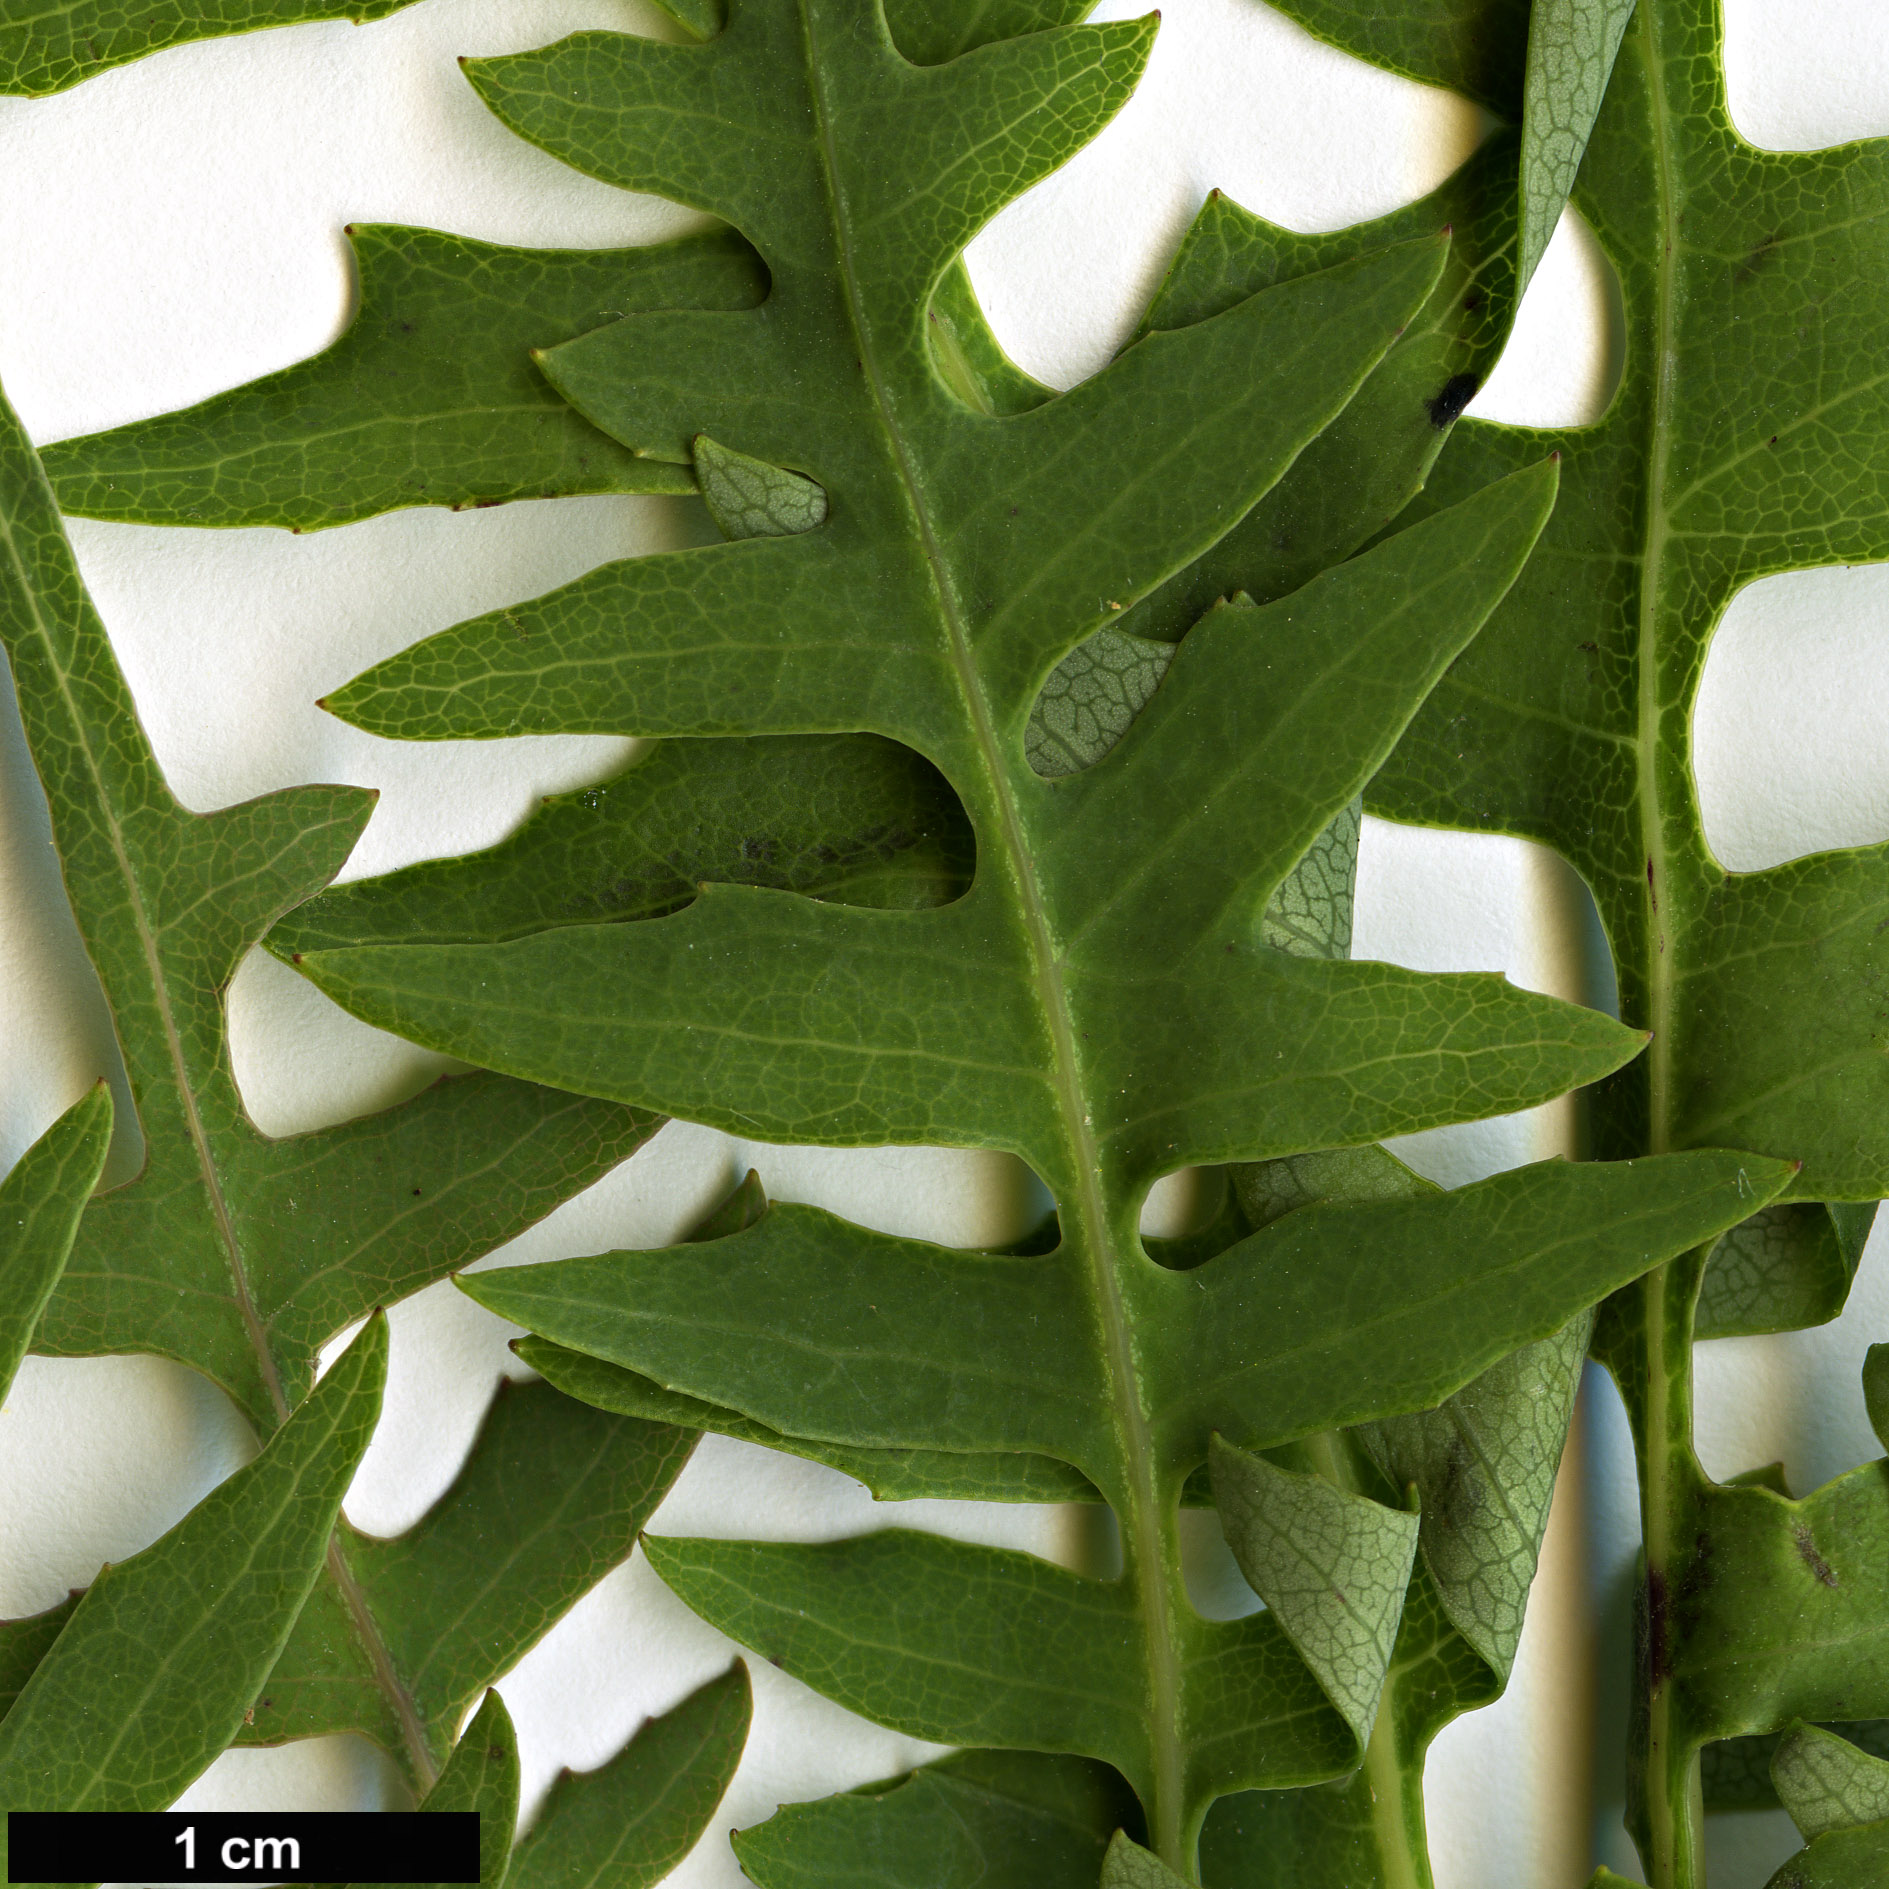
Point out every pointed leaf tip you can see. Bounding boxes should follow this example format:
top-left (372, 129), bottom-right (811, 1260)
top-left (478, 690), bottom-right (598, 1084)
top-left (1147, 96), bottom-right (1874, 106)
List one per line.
top-left (0, 1084), bottom-right (115, 1405)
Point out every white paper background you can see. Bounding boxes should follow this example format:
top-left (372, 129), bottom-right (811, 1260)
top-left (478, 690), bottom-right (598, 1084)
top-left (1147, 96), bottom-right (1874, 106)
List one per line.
top-left (1, 2), bottom-right (1886, 1882)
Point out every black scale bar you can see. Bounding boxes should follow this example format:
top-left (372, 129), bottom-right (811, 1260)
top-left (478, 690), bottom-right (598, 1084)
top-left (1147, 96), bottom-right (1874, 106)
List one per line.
top-left (7, 1812), bottom-right (480, 1884)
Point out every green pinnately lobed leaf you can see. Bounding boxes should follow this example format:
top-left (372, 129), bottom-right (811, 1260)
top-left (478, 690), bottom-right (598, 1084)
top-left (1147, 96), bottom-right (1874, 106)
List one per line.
top-left (1328, 0), bottom-right (1889, 1212)
top-left (175, 0), bottom-right (1801, 1869)
top-left (463, 1151), bottom-right (1781, 1484)
top-left (507, 1167), bottom-right (1092, 1507)
top-left (0, 0), bottom-right (730, 98)
top-left (12, 0), bottom-right (1829, 1878)
top-left (1097, 0), bottom-right (1630, 664)
top-left (0, 1085), bottom-right (111, 1403)
top-left (0, 353), bottom-right (651, 1427)
top-left (1264, 0), bottom-right (1889, 1874)
top-left (0, 355), bottom-right (695, 1792)
top-left (0, 1316), bottom-right (384, 1842)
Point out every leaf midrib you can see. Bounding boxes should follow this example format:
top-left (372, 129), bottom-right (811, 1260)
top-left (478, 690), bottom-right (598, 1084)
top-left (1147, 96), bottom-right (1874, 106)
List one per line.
top-left (1629, 13), bottom-right (1697, 1871)
top-left (0, 498), bottom-right (288, 1423)
top-left (1, 468), bottom-right (442, 1789)
top-left (1634, 0), bottom-right (1682, 1158)
top-left (795, 3), bottom-right (1186, 1852)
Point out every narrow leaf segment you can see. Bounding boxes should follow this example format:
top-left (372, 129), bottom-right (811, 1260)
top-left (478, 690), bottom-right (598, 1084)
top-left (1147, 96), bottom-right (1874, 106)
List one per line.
top-left (0, 1085), bottom-right (111, 1402)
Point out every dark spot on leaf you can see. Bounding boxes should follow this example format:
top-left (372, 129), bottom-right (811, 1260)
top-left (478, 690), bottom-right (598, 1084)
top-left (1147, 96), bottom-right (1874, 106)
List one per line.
top-left (1644, 1565), bottom-right (1671, 1683)
top-left (412, 1187), bottom-right (422, 1197)
top-left (1426, 373), bottom-right (1481, 428)
top-left (1793, 1523), bottom-right (1839, 1587)
top-left (1462, 291), bottom-right (1483, 312)
top-left (1736, 230), bottom-right (1788, 281)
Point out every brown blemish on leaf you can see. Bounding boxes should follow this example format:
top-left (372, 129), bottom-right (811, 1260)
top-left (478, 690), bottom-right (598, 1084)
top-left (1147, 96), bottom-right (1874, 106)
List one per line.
top-left (1793, 1523), bottom-right (1839, 1587)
